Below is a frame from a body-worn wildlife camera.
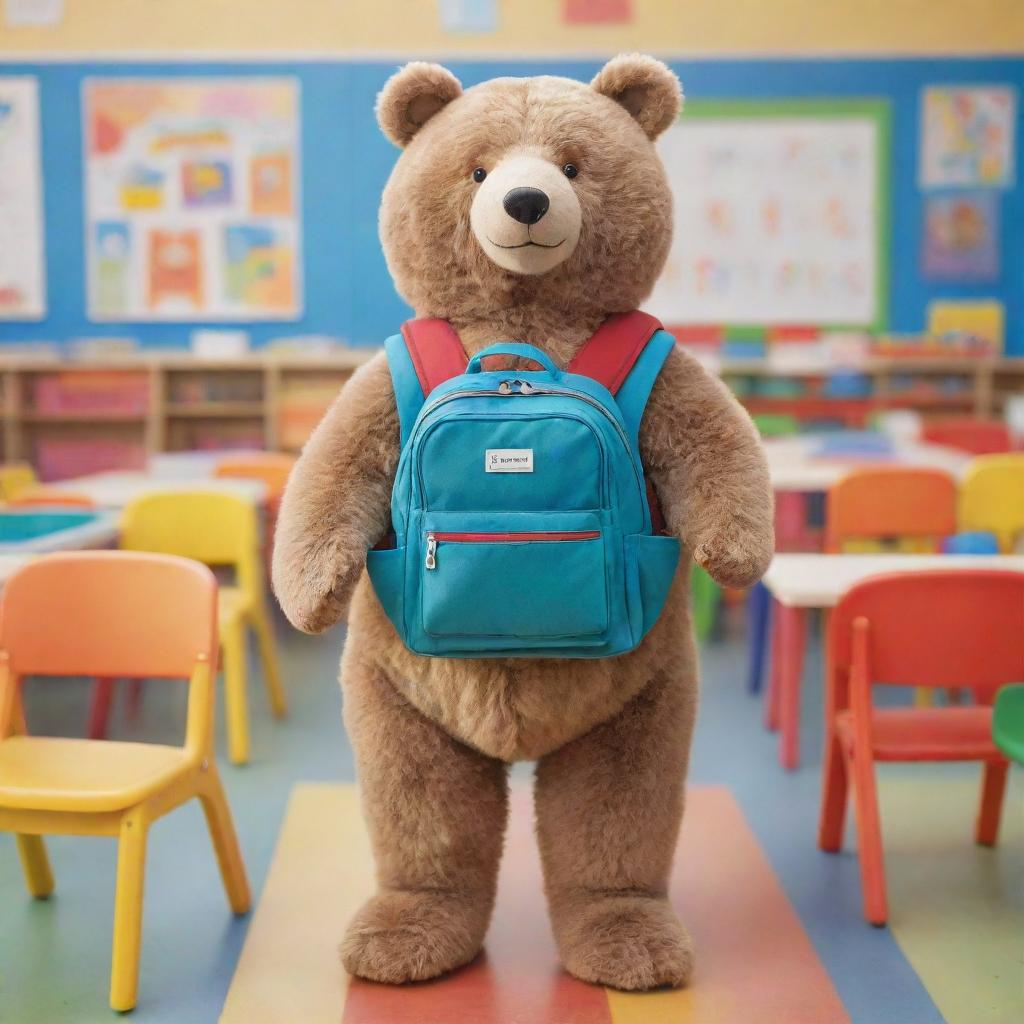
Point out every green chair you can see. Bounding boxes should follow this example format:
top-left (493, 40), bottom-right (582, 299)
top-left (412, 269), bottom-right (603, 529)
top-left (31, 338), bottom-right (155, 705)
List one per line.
top-left (752, 413), bottom-right (800, 437)
top-left (691, 563), bottom-right (721, 642)
top-left (994, 684), bottom-right (1024, 764)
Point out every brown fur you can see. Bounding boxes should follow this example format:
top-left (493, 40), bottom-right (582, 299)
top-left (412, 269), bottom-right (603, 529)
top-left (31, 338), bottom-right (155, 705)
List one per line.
top-left (272, 55), bottom-right (773, 991)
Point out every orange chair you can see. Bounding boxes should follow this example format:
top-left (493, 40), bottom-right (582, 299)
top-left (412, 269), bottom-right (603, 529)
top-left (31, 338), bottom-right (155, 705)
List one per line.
top-left (7, 489), bottom-right (95, 509)
top-left (921, 418), bottom-right (1013, 456)
top-left (0, 551), bottom-right (250, 1009)
top-left (818, 570), bottom-right (1021, 925)
top-left (824, 466), bottom-right (958, 553)
top-left (214, 453), bottom-right (295, 501)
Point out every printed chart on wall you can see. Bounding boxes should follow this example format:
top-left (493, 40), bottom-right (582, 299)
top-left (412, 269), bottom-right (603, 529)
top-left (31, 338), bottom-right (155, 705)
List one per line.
top-left (84, 78), bottom-right (301, 321)
top-left (647, 101), bottom-right (889, 329)
top-left (0, 77), bottom-right (46, 320)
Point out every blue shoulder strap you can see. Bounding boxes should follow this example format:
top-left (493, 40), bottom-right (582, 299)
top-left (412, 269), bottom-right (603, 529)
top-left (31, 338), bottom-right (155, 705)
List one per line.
top-left (615, 329), bottom-right (677, 439)
top-left (384, 333), bottom-right (427, 447)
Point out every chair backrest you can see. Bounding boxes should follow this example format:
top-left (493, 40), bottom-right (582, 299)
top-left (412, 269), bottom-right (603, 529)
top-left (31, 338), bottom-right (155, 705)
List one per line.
top-left (830, 570), bottom-right (1024, 694)
top-left (0, 551), bottom-right (217, 679)
top-left (0, 463), bottom-right (38, 502)
top-left (825, 467), bottom-right (957, 553)
top-left (921, 418), bottom-right (1012, 456)
top-left (959, 454), bottom-right (1024, 553)
top-left (214, 454), bottom-right (295, 500)
top-left (8, 489), bottom-right (95, 509)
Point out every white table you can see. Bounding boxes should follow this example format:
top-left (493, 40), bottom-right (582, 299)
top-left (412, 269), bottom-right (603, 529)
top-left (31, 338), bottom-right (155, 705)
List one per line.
top-left (0, 511), bottom-right (120, 554)
top-left (47, 472), bottom-right (267, 510)
top-left (763, 435), bottom-right (971, 492)
top-left (147, 450), bottom-right (260, 480)
top-left (758, 553), bottom-right (1024, 770)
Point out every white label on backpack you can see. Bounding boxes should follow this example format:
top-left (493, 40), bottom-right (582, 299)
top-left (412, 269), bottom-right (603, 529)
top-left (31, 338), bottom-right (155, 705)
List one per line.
top-left (485, 449), bottom-right (534, 473)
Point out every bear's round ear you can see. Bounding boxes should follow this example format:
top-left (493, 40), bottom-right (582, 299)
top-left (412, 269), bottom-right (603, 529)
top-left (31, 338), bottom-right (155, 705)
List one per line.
top-left (376, 62), bottom-right (463, 147)
top-left (591, 54), bottom-right (682, 141)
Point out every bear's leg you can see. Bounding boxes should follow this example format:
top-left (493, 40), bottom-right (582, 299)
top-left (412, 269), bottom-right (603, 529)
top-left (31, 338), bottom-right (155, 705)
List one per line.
top-left (340, 662), bottom-right (509, 984)
top-left (535, 669), bottom-right (696, 990)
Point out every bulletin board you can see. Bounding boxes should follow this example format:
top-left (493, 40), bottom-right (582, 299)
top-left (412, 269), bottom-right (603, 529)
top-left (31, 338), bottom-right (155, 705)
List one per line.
top-left (83, 77), bottom-right (302, 322)
top-left (0, 76), bottom-right (46, 320)
top-left (646, 99), bottom-right (891, 330)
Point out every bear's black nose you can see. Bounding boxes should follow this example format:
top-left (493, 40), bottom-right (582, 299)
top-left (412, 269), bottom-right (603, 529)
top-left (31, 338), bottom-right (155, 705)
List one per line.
top-left (503, 187), bottom-right (550, 225)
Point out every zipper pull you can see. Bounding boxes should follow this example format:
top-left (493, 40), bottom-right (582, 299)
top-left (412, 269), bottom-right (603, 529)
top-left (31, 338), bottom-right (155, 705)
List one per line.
top-left (498, 381), bottom-right (513, 395)
top-left (519, 380), bottom-right (535, 394)
top-left (425, 533), bottom-right (437, 570)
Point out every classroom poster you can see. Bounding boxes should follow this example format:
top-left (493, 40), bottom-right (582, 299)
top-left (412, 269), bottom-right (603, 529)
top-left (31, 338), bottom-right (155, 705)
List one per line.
top-left (84, 78), bottom-right (302, 321)
top-left (438, 0), bottom-right (498, 33)
top-left (921, 191), bottom-right (999, 281)
top-left (920, 86), bottom-right (1016, 188)
top-left (0, 77), bottom-right (46, 319)
top-left (647, 111), bottom-right (882, 326)
top-left (563, 0), bottom-right (632, 24)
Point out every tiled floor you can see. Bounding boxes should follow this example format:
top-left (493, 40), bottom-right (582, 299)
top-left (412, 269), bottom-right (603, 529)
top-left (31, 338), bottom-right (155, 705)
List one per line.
top-left (0, 609), bottom-right (1019, 1022)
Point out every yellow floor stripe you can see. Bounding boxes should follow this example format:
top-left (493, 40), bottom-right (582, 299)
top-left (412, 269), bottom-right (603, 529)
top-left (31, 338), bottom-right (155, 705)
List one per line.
top-left (220, 784), bottom-right (374, 1024)
top-left (883, 772), bottom-right (1024, 1024)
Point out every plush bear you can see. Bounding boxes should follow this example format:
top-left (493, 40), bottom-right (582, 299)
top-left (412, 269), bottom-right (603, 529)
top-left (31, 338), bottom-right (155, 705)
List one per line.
top-left (272, 54), bottom-right (773, 991)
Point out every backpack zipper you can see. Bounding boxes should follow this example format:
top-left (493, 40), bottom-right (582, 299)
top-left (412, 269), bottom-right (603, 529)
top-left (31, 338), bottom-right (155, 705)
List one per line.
top-left (425, 529), bottom-right (600, 569)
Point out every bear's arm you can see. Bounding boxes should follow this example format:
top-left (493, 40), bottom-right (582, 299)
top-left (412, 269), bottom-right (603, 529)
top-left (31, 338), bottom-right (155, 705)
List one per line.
top-left (640, 346), bottom-right (774, 588)
top-left (272, 352), bottom-right (400, 634)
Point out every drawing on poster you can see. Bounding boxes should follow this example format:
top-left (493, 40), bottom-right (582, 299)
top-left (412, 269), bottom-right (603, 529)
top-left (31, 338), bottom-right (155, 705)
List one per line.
top-left (84, 78), bottom-right (301, 321)
top-left (921, 191), bottom-right (999, 281)
top-left (920, 86), bottom-right (1015, 188)
top-left (646, 103), bottom-right (887, 327)
top-left (0, 77), bottom-right (46, 319)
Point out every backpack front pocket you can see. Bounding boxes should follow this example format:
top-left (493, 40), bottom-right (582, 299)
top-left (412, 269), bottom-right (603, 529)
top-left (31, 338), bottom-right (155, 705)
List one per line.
top-left (419, 512), bottom-right (609, 641)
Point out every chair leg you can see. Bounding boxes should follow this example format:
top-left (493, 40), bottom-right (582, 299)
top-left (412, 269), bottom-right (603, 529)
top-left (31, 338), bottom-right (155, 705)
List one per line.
top-left (199, 769), bottom-right (252, 914)
top-left (110, 809), bottom-right (148, 1012)
top-left (818, 731), bottom-right (848, 852)
top-left (125, 680), bottom-right (144, 723)
top-left (913, 687), bottom-right (935, 708)
top-left (849, 747), bottom-right (888, 926)
top-left (764, 602), bottom-right (782, 731)
top-left (746, 581), bottom-right (771, 694)
top-left (221, 617), bottom-right (251, 766)
top-left (251, 603), bottom-right (287, 719)
top-left (975, 759), bottom-right (1009, 847)
top-left (778, 605), bottom-right (807, 771)
top-left (16, 834), bottom-right (54, 898)
top-left (88, 677), bottom-right (115, 740)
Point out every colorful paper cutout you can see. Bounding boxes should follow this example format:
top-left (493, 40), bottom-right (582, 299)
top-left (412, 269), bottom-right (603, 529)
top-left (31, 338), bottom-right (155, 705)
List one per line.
top-left (439, 0), bottom-right (498, 32)
top-left (920, 86), bottom-right (1016, 188)
top-left (563, 0), bottom-right (631, 24)
top-left (921, 191), bottom-right (999, 281)
top-left (84, 78), bottom-right (301, 320)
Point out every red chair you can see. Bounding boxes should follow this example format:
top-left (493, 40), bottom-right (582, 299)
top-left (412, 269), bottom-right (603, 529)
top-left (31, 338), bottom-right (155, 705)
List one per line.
top-left (818, 570), bottom-right (1022, 925)
top-left (921, 418), bottom-right (1013, 456)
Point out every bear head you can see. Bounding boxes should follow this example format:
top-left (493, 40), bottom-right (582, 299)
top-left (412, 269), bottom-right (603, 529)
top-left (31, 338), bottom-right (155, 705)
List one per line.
top-left (376, 55), bottom-right (682, 324)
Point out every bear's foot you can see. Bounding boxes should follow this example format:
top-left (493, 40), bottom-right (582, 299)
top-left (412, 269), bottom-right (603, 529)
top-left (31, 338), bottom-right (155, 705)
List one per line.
top-left (554, 894), bottom-right (694, 991)
top-left (340, 889), bottom-right (488, 984)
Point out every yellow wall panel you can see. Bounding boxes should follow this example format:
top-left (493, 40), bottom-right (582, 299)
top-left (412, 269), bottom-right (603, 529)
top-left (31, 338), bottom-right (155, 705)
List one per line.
top-left (1, 0), bottom-right (1022, 57)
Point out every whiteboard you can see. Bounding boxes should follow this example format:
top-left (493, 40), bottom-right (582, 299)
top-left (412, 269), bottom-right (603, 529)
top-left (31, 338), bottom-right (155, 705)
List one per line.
top-left (0, 77), bottom-right (46, 320)
top-left (646, 104), bottom-right (887, 328)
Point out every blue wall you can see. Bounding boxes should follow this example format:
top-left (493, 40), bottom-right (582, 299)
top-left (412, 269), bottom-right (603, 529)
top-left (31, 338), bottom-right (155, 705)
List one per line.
top-left (1, 57), bottom-right (1022, 351)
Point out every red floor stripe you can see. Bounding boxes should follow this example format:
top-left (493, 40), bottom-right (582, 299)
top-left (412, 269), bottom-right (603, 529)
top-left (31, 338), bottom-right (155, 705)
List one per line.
top-left (341, 789), bottom-right (611, 1024)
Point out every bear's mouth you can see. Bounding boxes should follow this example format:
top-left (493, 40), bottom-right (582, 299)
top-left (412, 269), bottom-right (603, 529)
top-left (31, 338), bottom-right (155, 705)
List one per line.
top-left (486, 236), bottom-right (565, 250)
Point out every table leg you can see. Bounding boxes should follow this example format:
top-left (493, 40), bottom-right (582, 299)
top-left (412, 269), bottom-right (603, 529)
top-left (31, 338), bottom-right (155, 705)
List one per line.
top-left (746, 581), bottom-right (771, 694)
top-left (764, 601), bottom-right (782, 731)
top-left (778, 605), bottom-right (807, 771)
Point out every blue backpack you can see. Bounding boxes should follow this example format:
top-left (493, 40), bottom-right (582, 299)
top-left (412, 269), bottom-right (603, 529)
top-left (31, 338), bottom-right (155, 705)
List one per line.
top-left (366, 311), bottom-right (680, 659)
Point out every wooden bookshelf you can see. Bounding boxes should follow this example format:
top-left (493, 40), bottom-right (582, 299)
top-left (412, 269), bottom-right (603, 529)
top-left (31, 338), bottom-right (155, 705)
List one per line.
top-left (0, 346), bottom-right (1020, 478)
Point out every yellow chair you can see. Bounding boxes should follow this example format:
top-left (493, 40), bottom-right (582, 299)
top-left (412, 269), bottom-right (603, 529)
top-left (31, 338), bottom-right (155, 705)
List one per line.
top-left (0, 462), bottom-right (38, 502)
top-left (120, 491), bottom-right (287, 764)
top-left (959, 454), bottom-right (1024, 553)
top-left (927, 299), bottom-right (1005, 352)
top-left (0, 551), bottom-right (250, 1012)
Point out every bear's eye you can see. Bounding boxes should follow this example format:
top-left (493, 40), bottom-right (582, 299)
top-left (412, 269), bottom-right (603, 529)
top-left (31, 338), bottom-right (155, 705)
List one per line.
top-left (472, 167), bottom-right (487, 183)
top-left (562, 163), bottom-right (579, 179)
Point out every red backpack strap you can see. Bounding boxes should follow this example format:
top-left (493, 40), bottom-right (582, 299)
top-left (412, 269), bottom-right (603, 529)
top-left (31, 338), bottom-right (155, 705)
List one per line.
top-left (400, 318), bottom-right (468, 395)
top-left (567, 310), bottom-right (662, 395)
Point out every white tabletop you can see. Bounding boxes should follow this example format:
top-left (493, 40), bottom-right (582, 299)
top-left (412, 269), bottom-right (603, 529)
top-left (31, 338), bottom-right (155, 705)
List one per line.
top-left (763, 553), bottom-right (1024, 608)
top-left (763, 435), bottom-right (971, 492)
top-left (147, 450), bottom-right (260, 480)
top-left (47, 472), bottom-right (267, 509)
